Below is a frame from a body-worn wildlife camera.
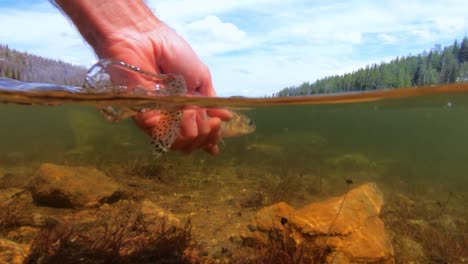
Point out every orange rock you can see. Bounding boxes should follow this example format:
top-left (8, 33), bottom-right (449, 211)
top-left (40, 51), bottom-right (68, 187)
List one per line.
top-left (244, 183), bottom-right (394, 263)
top-left (0, 238), bottom-right (29, 264)
top-left (254, 201), bottom-right (294, 232)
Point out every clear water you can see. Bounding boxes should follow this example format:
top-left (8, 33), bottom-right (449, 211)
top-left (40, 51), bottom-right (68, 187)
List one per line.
top-left (0, 78), bottom-right (467, 263)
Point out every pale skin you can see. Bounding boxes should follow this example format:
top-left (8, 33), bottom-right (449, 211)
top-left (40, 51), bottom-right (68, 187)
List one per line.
top-left (54, 0), bottom-right (232, 155)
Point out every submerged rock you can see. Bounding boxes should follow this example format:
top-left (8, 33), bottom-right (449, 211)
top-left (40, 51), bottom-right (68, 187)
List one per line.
top-left (140, 199), bottom-right (181, 227)
top-left (0, 238), bottom-right (29, 264)
top-left (0, 188), bottom-right (25, 204)
top-left (0, 171), bottom-right (34, 189)
top-left (71, 199), bottom-right (181, 230)
top-left (29, 163), bottom-right (121, 208)
top-left (5, 226), bottom-right (40, 243)
top-left (243, 183), bottom-right (394, 263)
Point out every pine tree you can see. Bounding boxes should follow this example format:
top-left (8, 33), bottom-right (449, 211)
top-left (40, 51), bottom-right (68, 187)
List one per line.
top-left (439, 49), bottom-right (458, 83)
top-left (452, 39), bottom-right (460, 57)
top-left (458, 37), bottom-right (468, 64)
top-left (458, 62), bottom-right (468, 82)
top-left (275, 38), bottom-right (467, 97)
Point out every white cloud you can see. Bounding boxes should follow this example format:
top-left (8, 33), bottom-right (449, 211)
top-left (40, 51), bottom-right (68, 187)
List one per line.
top-left (433, 16), bottom-right (467, 35)
top-left (334, 32), bottom-right (363, 44)
top-left (147, 0), bottom-right (281, 21)
top-left (177, 15), bottom-right (249, 57)
top-left (378, 34), bottom-right (398, 44)
top-left (410, 29), bottom-right (434, 41)
top-left (0, 6), bottom-right (96, 66)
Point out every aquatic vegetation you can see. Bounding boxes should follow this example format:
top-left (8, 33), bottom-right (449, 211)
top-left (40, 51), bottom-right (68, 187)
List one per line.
top-left (381, 189), bottom-right (468, 263)
top-left (118, 158), bottom-right (166, 180)
top-left (326, 153), bottom-right (377, 171)
top-left (0, 197), bottom-right (30, 235)
top-left (240, 223), bottom-right (310, 264)
top-left (25, 202), bottom-right (197, 264)
top-left (238, 190), bottom-right (266, 209)
top-left (264, 172), bottom-right (305, 205)
top-left (314, 179), bottom-right (353, 261)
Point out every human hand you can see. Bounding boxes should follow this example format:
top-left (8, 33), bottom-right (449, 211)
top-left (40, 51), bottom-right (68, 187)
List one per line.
top-left (97, 22), bottom-right (232, 155)
top-left (54, 0), bottom-right (232, 155)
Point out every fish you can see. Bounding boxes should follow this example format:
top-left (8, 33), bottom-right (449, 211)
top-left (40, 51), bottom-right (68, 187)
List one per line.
top-left (84, 59), bottom-right (255, 158)
top-left (221, 111), bottom-right (256, 138)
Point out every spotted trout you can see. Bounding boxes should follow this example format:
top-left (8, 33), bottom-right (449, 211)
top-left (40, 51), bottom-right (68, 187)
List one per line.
top-left (84, 59), bottom-right (255, 158)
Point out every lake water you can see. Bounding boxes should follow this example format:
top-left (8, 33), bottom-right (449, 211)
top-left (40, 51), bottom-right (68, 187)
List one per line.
top-left (0, 78), bottom-right (467, 263)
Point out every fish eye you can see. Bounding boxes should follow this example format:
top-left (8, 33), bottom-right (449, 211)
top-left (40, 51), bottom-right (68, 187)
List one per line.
top-left (249, 120), bottom-right (254, 126)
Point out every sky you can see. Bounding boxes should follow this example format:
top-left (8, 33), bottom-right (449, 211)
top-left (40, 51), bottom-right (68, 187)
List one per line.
top-left (0, 0), bottom-right (467, 97)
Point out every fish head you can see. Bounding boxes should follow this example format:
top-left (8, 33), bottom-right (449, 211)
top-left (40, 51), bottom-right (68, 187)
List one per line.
top-left (221, 112), bottom-right (256, 138)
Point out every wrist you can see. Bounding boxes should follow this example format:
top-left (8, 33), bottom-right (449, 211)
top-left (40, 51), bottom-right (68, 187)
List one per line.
top-left (54, 0), bottom-right (162, 57)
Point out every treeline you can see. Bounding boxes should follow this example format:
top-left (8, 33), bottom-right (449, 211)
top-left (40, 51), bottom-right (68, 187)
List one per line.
top-left (0, 44), bottom-right (87, 86)
top-left (276, 37), bottom-right (468, 97)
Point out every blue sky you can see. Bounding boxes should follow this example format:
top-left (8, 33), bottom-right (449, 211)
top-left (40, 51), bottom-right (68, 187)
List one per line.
top-left (1, 0), bottom-right (467, 97)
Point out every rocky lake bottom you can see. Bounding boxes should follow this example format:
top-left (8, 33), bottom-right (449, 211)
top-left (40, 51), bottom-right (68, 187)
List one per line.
top-left (0, 149), bottom-right (466, 264)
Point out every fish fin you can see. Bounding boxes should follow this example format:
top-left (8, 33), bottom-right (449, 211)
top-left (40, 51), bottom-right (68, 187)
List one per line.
top-left (99, 106), bottom-right (138, 122)
top-left (150, 110), bottom-right (182, 158)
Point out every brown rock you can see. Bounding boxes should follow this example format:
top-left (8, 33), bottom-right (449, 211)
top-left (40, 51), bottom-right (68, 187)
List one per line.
top-left (5, 226), bottom-right (40, 244)
top-left (70, 199), bottom-right (181, 229)
top-left (29, 163), bottom-right (121, 208)
top-left (244, 183), bottom-right (394, 263)
top-left (0, 238), bottom-right (29, 264)
top-left (0, 188), bottom-right (25, 204)
top-left (0, 171), bottom-right (34, 189)
top-left (140, 199), bottom-right (181, 227)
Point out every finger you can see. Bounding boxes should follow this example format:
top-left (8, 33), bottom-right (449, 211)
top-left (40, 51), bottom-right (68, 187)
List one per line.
top-left (173, 114), bottom-right (222, 153)
top-left (207, 108), bottom-right (232, 121)
top-left (171, 110), bottom-right (198, 152)
top-left (180, 110), bottom-right (212, 153)
top-left (134, 110), bottom-right (160, 127)
top-left (198, 118), bottom-right (222, 153)
top-left (133, 110), bottom-right (162, 136)
top-left (197, 110), bottom-right (210, 136)
top-left (179, 110), bottom-right (198, 139)
top-left (204, 144), bottom-right (219, 156)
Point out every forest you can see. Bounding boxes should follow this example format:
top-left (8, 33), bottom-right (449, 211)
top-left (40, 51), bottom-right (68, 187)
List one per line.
top-left (2, 38), bottom-right (468, 95)
top-left (275, 37), bottom-right (468, 97)
top-left (0, 44), bottom-right (87, 86)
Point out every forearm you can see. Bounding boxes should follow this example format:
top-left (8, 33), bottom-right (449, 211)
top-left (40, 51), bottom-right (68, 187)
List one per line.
top-left (53, 0), bottom-right (161, 57)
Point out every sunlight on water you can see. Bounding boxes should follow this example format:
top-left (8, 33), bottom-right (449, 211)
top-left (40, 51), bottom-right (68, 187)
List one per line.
top-left (0, 74), bottom-right (467, 262)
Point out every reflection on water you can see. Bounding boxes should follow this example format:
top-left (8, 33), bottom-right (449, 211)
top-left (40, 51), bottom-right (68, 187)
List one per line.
top-left (0, 79), bottom-right (467, 263)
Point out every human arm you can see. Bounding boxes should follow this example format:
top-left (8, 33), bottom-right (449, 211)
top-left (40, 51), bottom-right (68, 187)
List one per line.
top-left (53, 0), bottom-right (232, 155)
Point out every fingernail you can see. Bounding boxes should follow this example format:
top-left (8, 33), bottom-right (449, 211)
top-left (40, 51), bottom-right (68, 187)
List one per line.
top-left (200, 110), bottom-right (208, 120)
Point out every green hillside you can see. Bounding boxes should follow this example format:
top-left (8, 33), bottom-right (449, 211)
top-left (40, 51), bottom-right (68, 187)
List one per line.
top-left (276, 37), bottom-right (468, 97)
top-left (0, 44), bottom-right (87, 86)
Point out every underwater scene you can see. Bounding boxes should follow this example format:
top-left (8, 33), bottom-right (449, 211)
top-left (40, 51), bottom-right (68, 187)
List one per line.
top-left (0, 68), bottom-right (468, 263)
